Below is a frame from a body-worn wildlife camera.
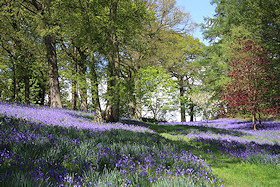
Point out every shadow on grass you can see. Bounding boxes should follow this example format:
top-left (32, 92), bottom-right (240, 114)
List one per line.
top-left (229, 120), bottom-right (280, 131)
top-left (2, 115), bottom-right (211, 186)
top-left (65, 111), bottom-right (95, 121)
top-left (151, 124), bottom-right (248, 137)
top-left (121, 119), bottom-right (248, 137)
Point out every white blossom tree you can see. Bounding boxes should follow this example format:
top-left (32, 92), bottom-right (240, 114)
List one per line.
top-left (188, 92), bottom-right (220, 122)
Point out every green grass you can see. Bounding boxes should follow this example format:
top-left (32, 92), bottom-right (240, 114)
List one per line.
top-left (143, 122), bottom-right (280, 187)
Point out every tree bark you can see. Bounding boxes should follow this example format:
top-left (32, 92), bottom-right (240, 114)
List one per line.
top-left (258, 113), bottom-right (262, 127)
top-left (39, 81), bottom-right (46, 105)
top-left (252, 112), bottom-right (257, 130)
top-left (134, 65), bottom-right (142, 121)
top-left (128, 70), bottom-right (136, 119)
top-left (179, 76), bottom-right (186, 122)
top-left (24, 75), bottom-right (30, 105)
top-left (105, 0), bottom-right (120, 122)
top-left (71, 54), bottom-right (78, 110)
top-left (90, 60), bottom-right (103, 123)
top-left (78, 50), bottom-right (88, 111)
top-left (44, 34), bottom-right (62, 108)
top-left (190, 104), bottom-right (194, 122)
top-left (12, 60), bottom-right (18, 103)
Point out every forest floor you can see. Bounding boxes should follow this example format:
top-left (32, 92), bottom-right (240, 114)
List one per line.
top-left (1, 103), bottom-right (280, 186)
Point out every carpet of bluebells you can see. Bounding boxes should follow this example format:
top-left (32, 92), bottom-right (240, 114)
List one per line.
top-left (159, 119), bottom-right (280, 167)
top-left (0, 103), bottom-right (221, 186)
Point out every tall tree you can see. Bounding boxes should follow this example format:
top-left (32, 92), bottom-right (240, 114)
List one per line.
top-left (104, 0), bottom-right (149, 122)
top-left (21, 0), bottom-right (62, 108)
top-left (120, 0), bottom-right (195, 120)
top-left (162, 34), bottom-right (204, 122)
top-left (104, 0), bottom-right (120, 122)
top-left (137, 66), bottom-right (176, 122)
top-left (203, 0), bottom-right (280, 97)
top-left (0, 0), bottom-right (42, 105)
top-left (219, 39), bottom-right (280, 130)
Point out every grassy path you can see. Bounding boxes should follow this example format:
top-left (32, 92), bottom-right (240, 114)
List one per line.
top-left (141, 122), bottom-right (280, 187)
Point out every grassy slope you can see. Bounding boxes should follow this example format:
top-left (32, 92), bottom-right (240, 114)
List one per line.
top-left (144, 122), bottom-right (280, 187)
top-left (1, 112), bottom-right (279, 186)
top-left (1, 115), bottom-right (218, 186)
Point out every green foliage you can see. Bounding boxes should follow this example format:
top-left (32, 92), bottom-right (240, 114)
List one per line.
top-left (136, 66), bottom-right (177, 121)
top-left (202, 0), bottom-right (280, 99)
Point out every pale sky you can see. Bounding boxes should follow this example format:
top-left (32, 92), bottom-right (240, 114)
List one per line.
top-left (176, 0), bottom-right (216, 45)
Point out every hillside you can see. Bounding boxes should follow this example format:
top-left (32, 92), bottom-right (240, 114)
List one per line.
top-left (1, 103), bottom-right (280, 186)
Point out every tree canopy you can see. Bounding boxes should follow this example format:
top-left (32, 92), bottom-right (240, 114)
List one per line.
top-left (0, 0), bottom-right (279, 126)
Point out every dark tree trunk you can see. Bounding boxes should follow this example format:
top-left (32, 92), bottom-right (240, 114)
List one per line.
top-left (105, 0), bottom-right (120, 122)
top-left (90, 60), bottom-right (103, 122)
top-left (252, 112), bottom-right (257, 130)
top-left (78, 51), bottom-right (88, 111)
top-left (40, 82), bottom-right (46, 105)
top-left (44, 34), bottom-right (62, 108)
top-left (179, 85), bottom-right (186, 122)
top-left (190, 104), bottom-right (194, 122)
top-left (48, 90), bottom-right (51, 106)
top-left (258, 113), bottom-right (262, 127)
top-left (24, 75), bottom-right (30, 105)
top-left (38, 71), bottom-right (46, 105)
top-left (177, 75), bottom-right (186, 122)
top-left (71, 47), bottom-right (78, 110)
top-left (71, 79), bottom-right (78, 110)
top-left (12, 61), bottom-right (18, 103)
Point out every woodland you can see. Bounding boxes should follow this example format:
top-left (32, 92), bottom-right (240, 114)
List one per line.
top-left (0, 0), bottom-right (280, 186)
top-left (0, 0), bottom-right (279, 125)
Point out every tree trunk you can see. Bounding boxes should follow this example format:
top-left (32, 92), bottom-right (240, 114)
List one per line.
top-left (133, 65), bottom-right (142, 121)
top-left (252, 113), bottom-right (257, 130)
top-left (38, 71), bottom-right (46, 105)
top-left (258, 113), bottom-right (262, 128)
top-left (105, 0), bottom-right (120, 122)
top-left (127, 69), bottom-right (136, 120)
top-left (135, 93), bottom-right (142, 121)
top-left (48, 90), bottom-right (51, 106)
top-left (71, 80), bottom-right (78, 110)
top-left (134, 65), bottom-right (142, 121)
top-left (44, 34), bottom-right (62, 108)
top-left (12, 60), bottom-right (18, 103)
top-left (40, 82), bottom-right (46, 105)
top-left (129, 100), bottom-right (135, 119)
top-left (90, 60), bottom-right (103, 123)
top-left (24, 75), bottom-right (30, 105)
top-left (78, 51), bottom-right (88, 111)
top-left (128, 83), bottom-right (136, 120)
top-left (179, 83), bottom-right (186, 122)
top-left (190, 104), bottom-right (194, 122)
top-left (71, 48), bottom-right (78, 110)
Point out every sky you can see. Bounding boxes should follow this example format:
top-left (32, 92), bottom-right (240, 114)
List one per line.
top-left (176, 0), bottom-right (216, 45)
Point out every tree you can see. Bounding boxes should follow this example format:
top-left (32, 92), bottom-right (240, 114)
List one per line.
top-left (203, 0), bottom-right (280, 98)
top-left (137, 66), bottom-right (176, 122)
top-left (162, 34), bottom-right (204, 122)
top-left (0, 0), bottom-right (46, 105)
top-left (103, 0), bottom-right (150, 122)
top-left (120, 0), bottom-right (196, 121)
top-left (20, 0), bottom-right (63, 108)
top-left (219, 39), bottom-right (280, 130)
top-left (188, 91), bottom-right (219, 122)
